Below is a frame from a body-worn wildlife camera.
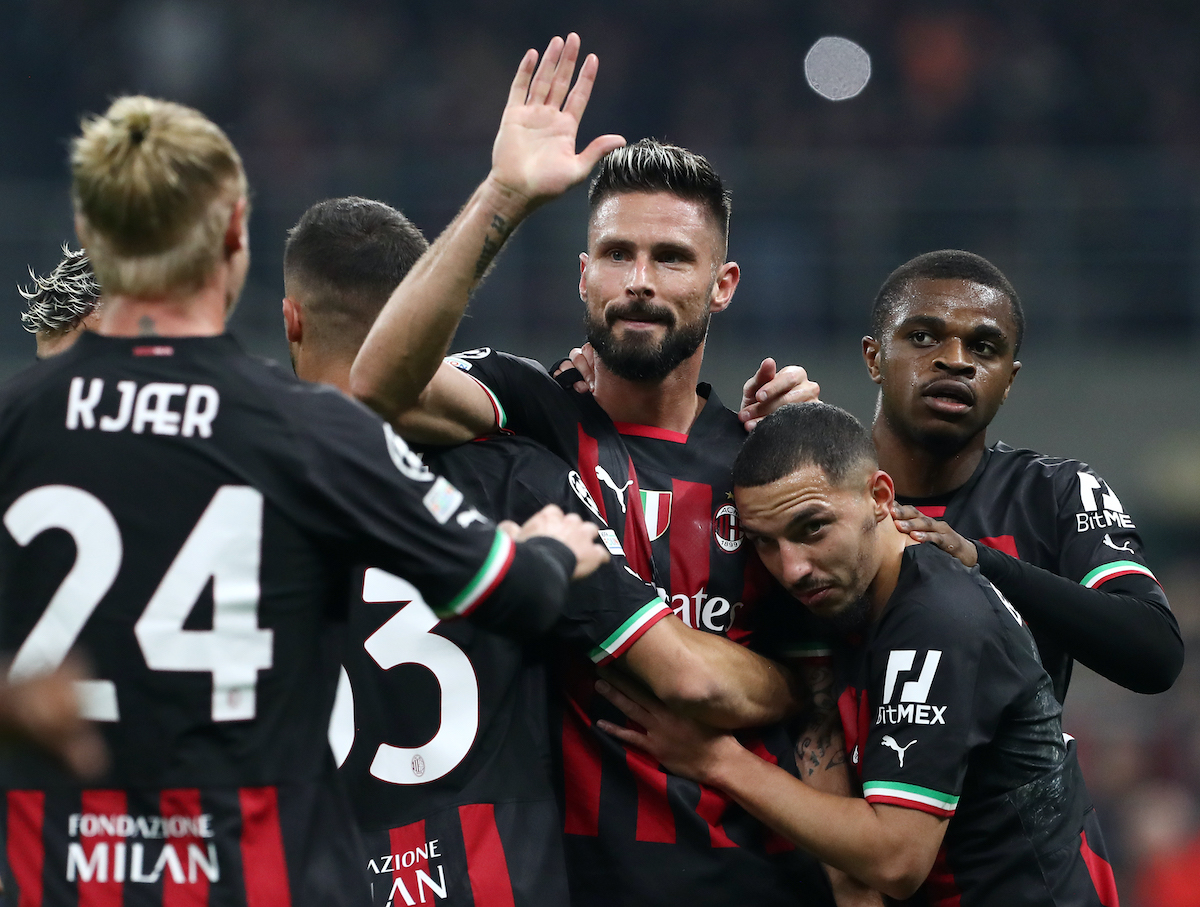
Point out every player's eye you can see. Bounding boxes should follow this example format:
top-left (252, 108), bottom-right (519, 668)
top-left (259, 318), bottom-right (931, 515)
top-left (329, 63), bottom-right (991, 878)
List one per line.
top-left (909, 330), bottom-right (935, 346)
top-left (608, 249), bottom-right (629, 262)
top-left (971, 340), bottom-right (999, 356)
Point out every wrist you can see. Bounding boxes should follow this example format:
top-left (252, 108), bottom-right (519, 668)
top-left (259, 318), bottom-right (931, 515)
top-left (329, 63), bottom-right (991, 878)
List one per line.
top-left (480, 173), bottom-right (538, 223)
top-left (699, 734), bottom-right (753, 789)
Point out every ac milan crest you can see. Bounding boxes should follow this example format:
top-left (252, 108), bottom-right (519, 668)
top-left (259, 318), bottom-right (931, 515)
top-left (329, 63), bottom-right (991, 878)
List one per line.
top-left (714, 503), bottom-right (742, 552)
top-left (639, 489), bottom-right (672, 541)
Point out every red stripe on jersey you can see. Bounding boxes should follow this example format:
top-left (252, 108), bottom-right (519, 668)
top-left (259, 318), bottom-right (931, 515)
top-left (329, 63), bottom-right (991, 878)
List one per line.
top-left (388, 819), bottom-right (446, 906)
top-left (613, 422), bottom-right (689, 444)
top-left (458, 804), bottom-right (516, 907)
top-left (669, 479), bottom-right (712, 629)
top-left (922, 844), bottom-right (963, 906)
top-left (160, 789), bottom-right (209, 907)
top-left (561, 695), bottom-right (603, 837)
top-left (837, 687), bottom-right (868, 782)
top-left (693, 788), bottom-right (738, 848)
top-left (575, 427), bottom-right (608, 524)
top-left (621, 458), bottom-right (655, 584)
top-left (238, 787), bottom-right (291, 907)
top-left (1080, 829), bottom-right (1120, 907)
top-left (78, 790), bottom-right (125, 907)
top-left (864, 795), bottom-right (955, 818)
top-left (626, 745), bottom-right (675, 843)
top-left (915, 506), bottom-right (946, 518)
top-left (457, 539), bottom-right (516, 618)
top-left (978, 535), bottom-right (1019, 559)
top-left (7, 790), bottom-right (45, 907)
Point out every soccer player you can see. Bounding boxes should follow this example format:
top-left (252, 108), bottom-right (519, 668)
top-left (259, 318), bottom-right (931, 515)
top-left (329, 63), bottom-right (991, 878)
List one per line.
top-left (863, 250), bottom-right (1182, 702)
top-left (350, 34), bottom-right (841, 907)
top-left (19, 245), bottom-right (101, 357)
top-left (0, 96), bottom-right (607, 907)
top-left (599, 402), bottom-right (1120, 906)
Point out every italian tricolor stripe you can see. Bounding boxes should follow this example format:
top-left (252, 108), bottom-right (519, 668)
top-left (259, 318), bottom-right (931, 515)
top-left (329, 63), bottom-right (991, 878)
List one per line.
top-left (466, 375), bottom-right (508, 429)
top-left (1081, 560), bottom-right (1159, 589)
top-left (589, 598), bottom-right (672, 665)
top-left (864, 781), bottom-right (958, 817)
top-left (437, 531), bottom-right (516, 619)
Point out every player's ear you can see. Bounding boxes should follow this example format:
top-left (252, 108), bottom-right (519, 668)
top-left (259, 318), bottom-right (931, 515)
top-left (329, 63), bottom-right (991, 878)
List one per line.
top-left (868, 468), bottom-right (895, 522)
top-left (578, 252), bottom-right (589, 301)
top-left (282, 297), bottom-right (303, 344)
top-left (224, 197), bottom-right (248, 256)
top-left (710, 261), bottom-right (740, 314)
top-left (1002, 359), bottom-right (1022, 403)
top-left (863, 336), bottom-right (883, 384)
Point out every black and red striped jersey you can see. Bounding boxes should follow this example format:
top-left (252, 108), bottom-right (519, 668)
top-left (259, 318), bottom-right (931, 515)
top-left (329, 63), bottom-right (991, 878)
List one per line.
top-left (332, 435), bottom-right (665, 907)
top-left (896, 442), bottom-right (1173, 701)
top-left (835, 544), bottom-right (1118, 907)
top-left (445, 348), bottom-right (834, 907)
top-left (0, 333), bottom-right (527, 907)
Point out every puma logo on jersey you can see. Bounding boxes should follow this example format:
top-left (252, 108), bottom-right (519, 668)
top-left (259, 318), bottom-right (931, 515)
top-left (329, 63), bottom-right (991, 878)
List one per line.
top-left (1102, 534), bottom-right (1135, 554)
top-left (595, 465), bottom-right (633, 512)
top-left (66, 377), bottom-right (219, 438)
top-left (881, 736), bottom-right (916, 767)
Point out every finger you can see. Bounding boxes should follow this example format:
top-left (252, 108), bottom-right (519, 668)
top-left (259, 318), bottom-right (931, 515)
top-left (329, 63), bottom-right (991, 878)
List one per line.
top-left (527, 35), bottom-right (565, 104)
top-left (755, 365), bottom-right (808, 403)
top-left (563, 52), bottom-right (599, 121)
top-left (595, 719), bottom-right (651, 750)
top-left (578, 133), bottom-right (627, 171)
top-left (546, 32), bottom-right (581, 110)
top-left (63, 728), bottom-right (108, 780)
top-left (507, 48), bottom-right (539, 107)
top-left (595, 677), bottom-right (654, 723)
top-left (497, 519), bottom-right (521, 539)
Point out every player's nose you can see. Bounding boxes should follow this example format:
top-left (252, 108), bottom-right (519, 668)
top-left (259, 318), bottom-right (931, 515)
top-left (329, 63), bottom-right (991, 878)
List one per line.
top-left (934, 339), bottom-right (975, 374)
top-left (778, 542), bottom-right (813, 586)
top-left (626, 253), bottom-right (655, 298)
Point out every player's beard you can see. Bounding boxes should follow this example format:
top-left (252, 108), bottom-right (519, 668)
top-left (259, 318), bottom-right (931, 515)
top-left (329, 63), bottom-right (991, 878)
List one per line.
top-left (826, 594), bottom-right (873, 636)
top-left (585, 300), bottom-right (710, 383)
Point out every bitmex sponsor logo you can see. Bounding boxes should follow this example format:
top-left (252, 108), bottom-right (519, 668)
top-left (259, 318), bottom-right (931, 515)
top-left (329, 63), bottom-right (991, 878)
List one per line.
top-left (64, 812), bottom-right (218, 884)
top-left (368, 838), bottom-right (449, 905)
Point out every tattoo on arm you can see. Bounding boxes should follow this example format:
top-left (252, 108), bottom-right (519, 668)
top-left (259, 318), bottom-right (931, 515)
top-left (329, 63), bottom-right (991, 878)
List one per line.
top-left (137, 315), bottom-right (157, 336)
top-left (473, 215), bottom-right (514, 282)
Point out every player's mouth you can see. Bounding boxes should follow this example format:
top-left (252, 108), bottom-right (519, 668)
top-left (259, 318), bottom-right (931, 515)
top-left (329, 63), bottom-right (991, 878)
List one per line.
top-left (608, 302), bottom-right (674, 331)
top-left (921, 379), bottom-right (975, 415)
top-left (795, 584), bottom-right (836, 608)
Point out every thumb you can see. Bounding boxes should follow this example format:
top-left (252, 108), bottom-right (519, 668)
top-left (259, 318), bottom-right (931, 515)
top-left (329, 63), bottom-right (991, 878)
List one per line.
top-left (578, 134), bottom-right (627, 171)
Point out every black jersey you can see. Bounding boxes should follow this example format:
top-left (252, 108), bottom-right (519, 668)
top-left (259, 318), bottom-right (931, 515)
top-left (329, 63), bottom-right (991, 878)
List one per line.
top-left (445, 348), bottom-right (833, 907)
top-left (0, 334), bottom-right (526, 907)
top-left (835, 544), bottom-right (1118, 907)
top-left (896, 442), bottom-right (1171, 701)
top-left (333, 435), bottom-right (665, 907)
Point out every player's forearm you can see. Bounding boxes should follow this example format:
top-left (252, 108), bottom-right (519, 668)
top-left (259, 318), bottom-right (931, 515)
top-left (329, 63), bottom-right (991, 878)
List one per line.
top-left (704, 745), bottom-right (936, 899)
top-left (350, 176), bottom-right (532, 421)
top-left (682, 633), bottom-right (802, 728)
top-left (975, 546), bottom-right (1184, 693)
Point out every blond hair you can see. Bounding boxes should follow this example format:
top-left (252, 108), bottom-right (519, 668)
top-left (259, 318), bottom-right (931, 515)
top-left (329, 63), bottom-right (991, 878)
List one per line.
top-left (71, 96), bottom-right (247, 297)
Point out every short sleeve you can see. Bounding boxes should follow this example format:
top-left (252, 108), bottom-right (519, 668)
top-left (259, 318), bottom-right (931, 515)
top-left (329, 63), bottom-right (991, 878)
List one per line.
top-left (860, 595), bottom-right (1024, 818)
top-left (445, 348), bottom-right (564, 441)
top-left (1052, 465), bottom-right (1168, 604)
top-left (294, 390), bottom-right (516, 621)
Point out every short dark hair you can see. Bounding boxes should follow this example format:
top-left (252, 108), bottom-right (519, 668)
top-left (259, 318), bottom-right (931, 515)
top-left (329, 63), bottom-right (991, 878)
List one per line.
top-left (19, 245), bottom-right (100, 336)
top-left (588, 139), bottom-right (731, 244)
top-left (284, 197), bottom-right (428, 350)
top-left (870, 250), bottom-right (1025, 354)
top-left (733, 402), bottom-right (878, 489)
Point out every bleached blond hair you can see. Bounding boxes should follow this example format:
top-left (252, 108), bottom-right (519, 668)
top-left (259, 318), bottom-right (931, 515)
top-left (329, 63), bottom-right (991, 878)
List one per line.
top-left (71, 96), bottom-right (247, 297)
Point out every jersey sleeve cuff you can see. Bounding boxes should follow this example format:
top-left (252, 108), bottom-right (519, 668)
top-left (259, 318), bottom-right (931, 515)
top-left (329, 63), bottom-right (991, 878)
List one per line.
top-left (434, 530), bottom-right (516, 619)
top-left (863, 781), bottom-right (958, 818)
top-left (461, 372), bottom-right (507, 430)
top-left (588, 598), bottom-right (672, 665)
top-left (1081, 560), bottom-right (1161, 590)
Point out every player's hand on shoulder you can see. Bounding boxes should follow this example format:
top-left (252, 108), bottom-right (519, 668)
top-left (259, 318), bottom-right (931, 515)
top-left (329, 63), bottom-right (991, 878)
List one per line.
top-left (891, 504), bottom-right (979, 568)
top-left (551, 343), bottom-right (596, 394)
top-left (489, 34), bottom-right (626, 208)
top-left (514, 504), bottom-right (609, 579)
top-left (740, 358), bottom-right (821, 432)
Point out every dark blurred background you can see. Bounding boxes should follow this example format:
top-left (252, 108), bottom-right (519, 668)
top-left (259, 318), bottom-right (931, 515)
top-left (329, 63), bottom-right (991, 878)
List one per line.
top-left (4, 2), bottom-right (1199, 901)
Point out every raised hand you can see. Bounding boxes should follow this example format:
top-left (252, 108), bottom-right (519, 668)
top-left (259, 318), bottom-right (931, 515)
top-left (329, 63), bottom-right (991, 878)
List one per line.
top-left (891, 503), bottom-right (979, 567)
top-left (489, 33), bottom-right (626, 207)
top-left (739, 358), bottom-right (821, 431)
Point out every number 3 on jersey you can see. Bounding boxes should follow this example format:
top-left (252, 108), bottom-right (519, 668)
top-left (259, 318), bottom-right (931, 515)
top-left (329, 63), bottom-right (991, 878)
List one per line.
top-left (3, 484), bottom-right (272, 722)
top-left (328, 568), bottom-right (479, 785)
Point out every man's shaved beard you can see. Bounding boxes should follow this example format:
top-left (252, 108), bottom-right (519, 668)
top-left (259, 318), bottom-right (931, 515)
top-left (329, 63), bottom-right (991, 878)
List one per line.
top-left (825, 594), bottom-right (873, 636)
top-left (585, 301), bottom-right (710, 383)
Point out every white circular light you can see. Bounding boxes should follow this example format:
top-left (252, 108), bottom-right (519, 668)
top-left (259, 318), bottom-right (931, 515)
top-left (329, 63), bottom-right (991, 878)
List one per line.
top-left (804, 36), bottom-right (872, 101)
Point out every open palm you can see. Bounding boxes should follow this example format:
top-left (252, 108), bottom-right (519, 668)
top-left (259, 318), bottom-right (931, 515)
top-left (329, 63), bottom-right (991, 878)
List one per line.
top-left (491, 33), bottom-right (626, 206)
